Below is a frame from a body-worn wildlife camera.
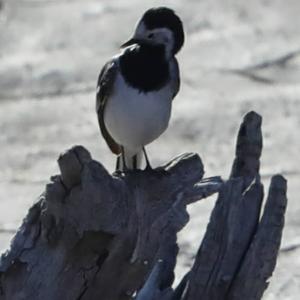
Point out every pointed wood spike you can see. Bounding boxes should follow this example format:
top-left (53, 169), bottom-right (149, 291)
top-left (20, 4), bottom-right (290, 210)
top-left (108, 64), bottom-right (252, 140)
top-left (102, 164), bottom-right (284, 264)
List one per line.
top-left (230, 111), bottom-right (263, 189)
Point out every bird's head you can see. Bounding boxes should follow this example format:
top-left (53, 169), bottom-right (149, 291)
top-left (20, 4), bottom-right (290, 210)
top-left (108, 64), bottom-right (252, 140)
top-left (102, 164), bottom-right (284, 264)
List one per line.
top-left (121, 7), bottom-right (184, 58)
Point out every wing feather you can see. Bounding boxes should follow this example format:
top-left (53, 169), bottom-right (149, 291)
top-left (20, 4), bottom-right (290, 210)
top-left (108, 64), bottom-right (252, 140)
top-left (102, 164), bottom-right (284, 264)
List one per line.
top-left (96, 60), bottom-right (121, 155)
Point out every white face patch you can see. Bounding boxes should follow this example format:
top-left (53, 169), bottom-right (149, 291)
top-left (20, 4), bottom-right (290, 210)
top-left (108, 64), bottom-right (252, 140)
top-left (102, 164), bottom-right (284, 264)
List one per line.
top-left (134, 21), bottom-right (175, 59)
top-left (134, 21), bottom-right (147, 36)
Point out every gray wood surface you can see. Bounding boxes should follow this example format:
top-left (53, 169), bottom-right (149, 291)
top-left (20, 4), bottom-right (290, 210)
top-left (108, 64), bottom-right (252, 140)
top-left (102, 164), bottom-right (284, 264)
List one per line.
top-left (0, 112), bottom-right (287, 300)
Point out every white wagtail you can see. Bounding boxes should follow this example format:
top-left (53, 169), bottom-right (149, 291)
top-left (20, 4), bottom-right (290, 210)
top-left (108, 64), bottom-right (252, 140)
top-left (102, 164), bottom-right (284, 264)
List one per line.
top-left (96, 7), bottom-right (184, 171)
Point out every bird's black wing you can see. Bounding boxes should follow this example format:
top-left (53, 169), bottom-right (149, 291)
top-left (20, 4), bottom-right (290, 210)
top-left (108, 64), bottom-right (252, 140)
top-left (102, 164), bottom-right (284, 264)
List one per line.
top-left (171, 57), bottom-right (180, 99)
top-left (96, 60), bottom-right (121, 155)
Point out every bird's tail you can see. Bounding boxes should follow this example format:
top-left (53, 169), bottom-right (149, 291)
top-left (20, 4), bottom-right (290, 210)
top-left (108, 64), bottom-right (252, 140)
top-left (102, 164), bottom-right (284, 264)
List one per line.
top-left (116, 148), bottom-right (143, 171)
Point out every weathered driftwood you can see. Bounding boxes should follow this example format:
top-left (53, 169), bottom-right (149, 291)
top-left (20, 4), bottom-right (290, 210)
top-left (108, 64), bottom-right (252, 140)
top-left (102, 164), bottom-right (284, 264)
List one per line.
top-left (0, 111), bottom-right (287, 300)
top-left (180, 112), bottom-right (287, 300)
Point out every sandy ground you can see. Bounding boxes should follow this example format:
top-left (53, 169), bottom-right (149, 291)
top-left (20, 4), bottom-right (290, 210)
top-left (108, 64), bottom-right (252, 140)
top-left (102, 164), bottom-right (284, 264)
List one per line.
top-left (0, 0), bottom-right (300, 298)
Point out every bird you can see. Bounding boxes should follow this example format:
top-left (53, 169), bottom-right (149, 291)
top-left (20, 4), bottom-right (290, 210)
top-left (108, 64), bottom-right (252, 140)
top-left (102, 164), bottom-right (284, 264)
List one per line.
top-left (96, 7), bottom-right (184, 171)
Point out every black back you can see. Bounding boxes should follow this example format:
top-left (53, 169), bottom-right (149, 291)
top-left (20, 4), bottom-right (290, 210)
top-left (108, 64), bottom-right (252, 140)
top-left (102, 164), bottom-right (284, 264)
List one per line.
top-left (119, 43), bottom-right (170, 93)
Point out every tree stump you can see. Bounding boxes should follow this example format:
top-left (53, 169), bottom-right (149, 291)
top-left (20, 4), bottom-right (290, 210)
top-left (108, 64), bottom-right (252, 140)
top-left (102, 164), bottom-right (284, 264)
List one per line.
top-left (0, 111), bottom-right (287, 300)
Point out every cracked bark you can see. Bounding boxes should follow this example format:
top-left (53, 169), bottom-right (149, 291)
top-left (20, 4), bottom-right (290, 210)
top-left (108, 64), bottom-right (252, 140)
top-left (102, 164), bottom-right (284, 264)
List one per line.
top-left (0, 111), bottom-right (287, 300)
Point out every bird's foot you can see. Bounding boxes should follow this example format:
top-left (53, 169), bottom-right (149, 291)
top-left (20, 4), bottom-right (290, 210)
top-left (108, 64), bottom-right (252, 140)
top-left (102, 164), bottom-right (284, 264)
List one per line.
top-left (144, 162), bottom-right (153, 172)
top-left (113, 169), bottom-right (124, 177)
top-left (115, 167), bottom-right (131, 176)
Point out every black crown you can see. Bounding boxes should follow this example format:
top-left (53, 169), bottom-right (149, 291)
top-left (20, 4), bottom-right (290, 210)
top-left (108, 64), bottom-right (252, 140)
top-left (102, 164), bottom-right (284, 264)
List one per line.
top-left (142, 7), bottom-right (184, 55)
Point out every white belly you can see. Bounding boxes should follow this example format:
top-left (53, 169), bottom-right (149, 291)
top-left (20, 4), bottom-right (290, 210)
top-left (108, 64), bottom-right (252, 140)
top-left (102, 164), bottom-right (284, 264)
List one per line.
top-left (104, 73), bottom-right (173, 153)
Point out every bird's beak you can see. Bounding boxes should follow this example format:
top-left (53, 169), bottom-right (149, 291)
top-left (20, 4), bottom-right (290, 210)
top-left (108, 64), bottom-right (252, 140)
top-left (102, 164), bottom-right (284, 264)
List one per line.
top-left (121, 37), bottom-right (143, 48)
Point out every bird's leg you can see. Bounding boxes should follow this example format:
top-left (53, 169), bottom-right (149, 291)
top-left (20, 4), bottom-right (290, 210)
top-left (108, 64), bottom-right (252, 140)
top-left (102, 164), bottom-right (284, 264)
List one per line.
top-left (115, 156), bottom-right (121, 172)
top-left (121, 146), bottom-right (129, 172)
top-left (143, 147), bottom-right (152, 171)
top-left (113, 155), bottom-right (124, 176)
top-left (132, 154), bottom-right (138, 170)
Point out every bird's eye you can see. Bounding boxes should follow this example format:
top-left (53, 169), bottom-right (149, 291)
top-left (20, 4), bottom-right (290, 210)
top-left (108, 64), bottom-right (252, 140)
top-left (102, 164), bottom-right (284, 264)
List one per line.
top-left (148, 33), bottom-right (154, 39)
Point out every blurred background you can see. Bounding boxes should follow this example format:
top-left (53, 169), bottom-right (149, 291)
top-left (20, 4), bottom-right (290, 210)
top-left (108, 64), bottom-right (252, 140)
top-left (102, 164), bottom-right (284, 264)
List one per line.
top-left (0, 0), bottom-right (300, 298)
